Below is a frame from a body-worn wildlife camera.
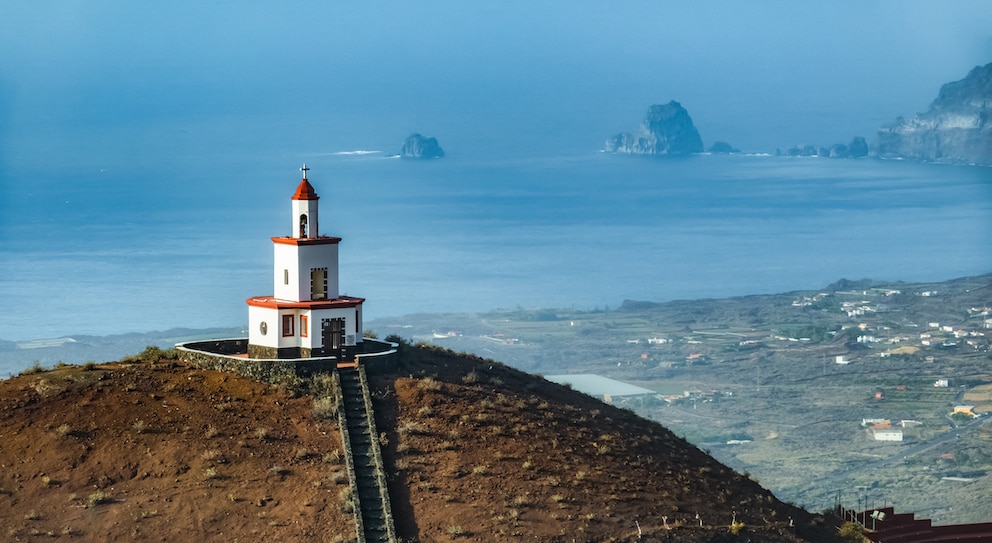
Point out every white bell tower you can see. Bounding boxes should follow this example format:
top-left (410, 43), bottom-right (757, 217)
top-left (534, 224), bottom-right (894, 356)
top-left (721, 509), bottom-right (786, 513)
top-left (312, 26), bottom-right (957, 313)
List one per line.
top-left (291, 164), bottom-right (319, 239)
top-left (246, 165), bottom-right (365, 360)
top-left (271, 165), bottom-right (341, 303)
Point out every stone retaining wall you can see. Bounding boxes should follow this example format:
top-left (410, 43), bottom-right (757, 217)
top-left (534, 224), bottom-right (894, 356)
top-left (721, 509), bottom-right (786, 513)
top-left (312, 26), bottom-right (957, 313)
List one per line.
top-left (176, 337), bottom-right (397, 382)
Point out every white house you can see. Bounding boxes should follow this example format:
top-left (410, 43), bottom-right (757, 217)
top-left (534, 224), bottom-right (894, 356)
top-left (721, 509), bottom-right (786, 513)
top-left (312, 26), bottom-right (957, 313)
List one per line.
top-left (872, 429), bottom-right (904, 442)
top-left (246, 166), bottom-right (365, 360)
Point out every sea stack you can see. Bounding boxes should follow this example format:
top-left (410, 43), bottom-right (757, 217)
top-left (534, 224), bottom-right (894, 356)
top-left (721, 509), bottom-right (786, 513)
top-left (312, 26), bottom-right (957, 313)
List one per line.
top-left (401, 133), bottom-right (445, 159)
top-left (605, 101), bottom-right (704, 156)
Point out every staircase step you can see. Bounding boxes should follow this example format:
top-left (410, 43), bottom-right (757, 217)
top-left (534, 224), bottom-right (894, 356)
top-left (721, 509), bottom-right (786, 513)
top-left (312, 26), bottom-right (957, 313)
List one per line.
top-left (336, 368), bottom-right (394, 543)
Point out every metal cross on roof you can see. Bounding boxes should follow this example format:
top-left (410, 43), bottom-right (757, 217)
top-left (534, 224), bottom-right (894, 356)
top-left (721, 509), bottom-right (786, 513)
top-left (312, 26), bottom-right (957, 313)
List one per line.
top-left (300, 164), bottom-right (310, 180)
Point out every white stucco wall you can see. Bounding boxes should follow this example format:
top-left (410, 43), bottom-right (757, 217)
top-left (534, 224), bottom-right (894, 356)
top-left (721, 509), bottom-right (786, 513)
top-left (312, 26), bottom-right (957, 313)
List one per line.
top-left (299, 309), bottom-right (314, 350)
top-left (248, 306), bottom-right (280, 348)
top-left (291, 198), bottom-right (319, 238)
top-left (272, 242), bottom-right (339, 302)
top-left (354, 305), bottom-right (363, 340)
top-left (250, 305), bottom-right (362, 351)
top-left (273, 243), bottom-right (300, 301)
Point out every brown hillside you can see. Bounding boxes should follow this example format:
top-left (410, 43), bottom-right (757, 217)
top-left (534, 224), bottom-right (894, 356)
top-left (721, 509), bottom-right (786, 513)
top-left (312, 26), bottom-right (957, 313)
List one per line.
top-left (0, 346), bottom-right (846, 542)
top-left (0, 355), bottom-right (354, 542)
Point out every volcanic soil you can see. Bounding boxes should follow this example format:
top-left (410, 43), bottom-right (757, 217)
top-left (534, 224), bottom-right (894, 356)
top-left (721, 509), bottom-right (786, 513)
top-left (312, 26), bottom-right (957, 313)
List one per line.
top-left (0, 346), bottom-right (846, 542)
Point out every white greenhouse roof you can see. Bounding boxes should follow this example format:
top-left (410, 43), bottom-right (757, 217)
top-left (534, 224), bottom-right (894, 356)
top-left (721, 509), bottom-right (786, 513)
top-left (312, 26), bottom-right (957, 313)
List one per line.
top-left (545, 374), bottom-right (656, 398)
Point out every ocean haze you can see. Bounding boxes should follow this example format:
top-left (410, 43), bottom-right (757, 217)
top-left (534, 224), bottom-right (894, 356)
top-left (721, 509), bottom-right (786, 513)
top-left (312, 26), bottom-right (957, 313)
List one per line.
top-left (2, 152), bottom-right (989, 342)
top-left (3, 2), bottom-right (990, 155)
top-left (0, 2), bottom-right (990, 342)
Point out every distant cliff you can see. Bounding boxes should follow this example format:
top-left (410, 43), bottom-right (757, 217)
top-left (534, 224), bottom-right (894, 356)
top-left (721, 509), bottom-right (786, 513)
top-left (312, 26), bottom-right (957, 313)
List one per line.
top-left (877, 62), bottom-right (992, 164)
top-left (401, 133), bottom-right (445, 159)
top-left (605, 101), bottom-right (704, 156)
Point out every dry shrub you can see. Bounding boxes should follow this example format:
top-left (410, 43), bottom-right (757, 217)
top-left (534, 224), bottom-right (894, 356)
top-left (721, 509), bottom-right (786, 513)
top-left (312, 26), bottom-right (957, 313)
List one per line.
top-left (418, 377), bottom-right (442, 391)
top-left (86, 491), bottom-right (113, 507)
top-left (312, 396), bottom-right (337, 420)
top-left (294, 448), bottom-right (313, 460)
top-left (398, 421), bottom-right (430, 436)
top-left (323, 450), bottom-right (343, 464)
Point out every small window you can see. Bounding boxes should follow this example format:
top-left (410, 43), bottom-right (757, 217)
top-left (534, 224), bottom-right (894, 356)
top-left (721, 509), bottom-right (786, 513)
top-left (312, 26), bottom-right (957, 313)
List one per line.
top-left (282, 314), bottom-right (294, 337)
top-left (300, 315), bottom-right (308, 338)
top-left (283, 269), bottom-right (289, 285)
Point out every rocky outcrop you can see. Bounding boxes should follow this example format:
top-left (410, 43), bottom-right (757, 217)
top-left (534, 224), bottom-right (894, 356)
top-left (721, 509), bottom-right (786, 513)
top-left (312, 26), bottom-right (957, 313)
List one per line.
top-left (777, 136), bottom-right (869, 159)
top-left (605, 101), bottom-right (704, 155)
top-left (400, 133), bottom-right (445, 159)
top-left (877, 62), bottom-right (992, 164)
top-left (708, 141), bottom-right (740, 154)
top-left (827, 136), bottom-right (869, 158)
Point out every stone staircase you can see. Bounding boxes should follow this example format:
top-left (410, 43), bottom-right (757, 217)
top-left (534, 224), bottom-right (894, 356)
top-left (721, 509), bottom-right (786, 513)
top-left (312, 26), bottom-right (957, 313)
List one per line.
top-left (337, 366), bottom-right (397, 543)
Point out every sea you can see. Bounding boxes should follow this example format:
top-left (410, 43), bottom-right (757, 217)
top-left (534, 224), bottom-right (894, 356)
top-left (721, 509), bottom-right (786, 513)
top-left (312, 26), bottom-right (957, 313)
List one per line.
top-left (1, 145), bottom-right (990, 344)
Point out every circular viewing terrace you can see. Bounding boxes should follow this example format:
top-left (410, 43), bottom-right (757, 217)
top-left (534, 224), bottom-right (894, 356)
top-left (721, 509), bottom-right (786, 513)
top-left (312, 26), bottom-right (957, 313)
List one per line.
top-left (175, 337), bottom-right (398, 381)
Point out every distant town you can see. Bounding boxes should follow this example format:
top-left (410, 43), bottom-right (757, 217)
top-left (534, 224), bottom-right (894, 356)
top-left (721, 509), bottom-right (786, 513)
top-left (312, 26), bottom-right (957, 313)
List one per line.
top-left (368, 273), bottom-right (992, 524)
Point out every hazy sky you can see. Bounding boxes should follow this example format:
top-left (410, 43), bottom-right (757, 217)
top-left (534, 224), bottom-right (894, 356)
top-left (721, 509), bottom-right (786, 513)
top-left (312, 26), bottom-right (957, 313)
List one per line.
top-left (2, 1), bottom-right (991, 162)
top-left (0, 1), bottom-right (990, 342)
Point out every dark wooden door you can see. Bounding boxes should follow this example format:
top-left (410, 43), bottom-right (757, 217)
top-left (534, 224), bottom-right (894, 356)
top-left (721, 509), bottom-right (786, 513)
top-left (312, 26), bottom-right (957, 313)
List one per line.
top-left (321, 318), bottom-right (345, 359)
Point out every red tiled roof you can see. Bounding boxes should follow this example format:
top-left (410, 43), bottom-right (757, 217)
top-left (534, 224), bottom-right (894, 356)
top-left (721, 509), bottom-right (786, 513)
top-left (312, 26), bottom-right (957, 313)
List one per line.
top-left (271, 236), bottom-right (341, 246)
top-left (246, 295), bottom-right (364, 310)
top-left (292, 179), bottom-right (319, 200)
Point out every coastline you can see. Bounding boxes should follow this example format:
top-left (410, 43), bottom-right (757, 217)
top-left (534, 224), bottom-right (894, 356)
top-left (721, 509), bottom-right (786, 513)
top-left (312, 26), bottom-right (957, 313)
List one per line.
top-left (5, 271), bottom-right (989, 377)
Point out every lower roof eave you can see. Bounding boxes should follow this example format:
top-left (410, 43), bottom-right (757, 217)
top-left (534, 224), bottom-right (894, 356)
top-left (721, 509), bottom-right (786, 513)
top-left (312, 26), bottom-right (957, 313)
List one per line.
top-left (246, 295), bottom-right (365, 310)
